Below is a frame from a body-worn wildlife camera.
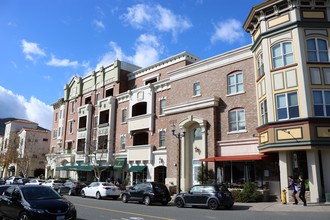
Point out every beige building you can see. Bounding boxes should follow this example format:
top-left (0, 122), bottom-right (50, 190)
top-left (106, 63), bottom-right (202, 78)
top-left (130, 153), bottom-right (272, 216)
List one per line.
top-left (47, 0), bottom-right (330, 203)
top-left (0, 119), bottom-right (50, 177)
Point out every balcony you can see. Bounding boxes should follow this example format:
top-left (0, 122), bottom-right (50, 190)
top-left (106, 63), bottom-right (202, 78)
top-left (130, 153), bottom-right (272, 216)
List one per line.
top-left (127, 113), bottom-right (153, 133)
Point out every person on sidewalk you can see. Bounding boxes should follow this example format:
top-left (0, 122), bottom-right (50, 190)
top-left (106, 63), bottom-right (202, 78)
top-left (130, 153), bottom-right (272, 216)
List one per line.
top-left (298, 175), bottom-right (307, 206)
top-left (288, 176), bottom-right (298, 205)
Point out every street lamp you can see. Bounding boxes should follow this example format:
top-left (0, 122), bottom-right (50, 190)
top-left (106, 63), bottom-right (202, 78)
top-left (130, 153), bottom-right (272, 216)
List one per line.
top-left (171, 124), bottom-right (185, 194)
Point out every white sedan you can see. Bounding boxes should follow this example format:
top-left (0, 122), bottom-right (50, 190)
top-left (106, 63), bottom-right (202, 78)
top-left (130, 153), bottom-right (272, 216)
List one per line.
top-left (81, 182), bottom-right (121, 200)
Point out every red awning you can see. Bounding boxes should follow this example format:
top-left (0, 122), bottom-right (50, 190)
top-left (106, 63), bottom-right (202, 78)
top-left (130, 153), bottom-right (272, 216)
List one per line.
top-left (199, 154), bottom-right (267, 162)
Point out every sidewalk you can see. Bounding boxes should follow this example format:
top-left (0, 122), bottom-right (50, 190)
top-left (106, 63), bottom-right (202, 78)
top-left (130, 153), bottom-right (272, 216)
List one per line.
top-left (233, 202), bottom-right (330, 212)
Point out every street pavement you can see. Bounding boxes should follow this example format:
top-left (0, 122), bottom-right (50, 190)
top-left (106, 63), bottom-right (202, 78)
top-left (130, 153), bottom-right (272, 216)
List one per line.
top-left (225, 202), bottom-right (330, 212)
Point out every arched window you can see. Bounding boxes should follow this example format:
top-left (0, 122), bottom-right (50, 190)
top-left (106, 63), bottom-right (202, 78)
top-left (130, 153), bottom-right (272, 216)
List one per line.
top-left (272, 41), bottom-right (294, 69)
top-left (307, 38), bottom-right (329, 62)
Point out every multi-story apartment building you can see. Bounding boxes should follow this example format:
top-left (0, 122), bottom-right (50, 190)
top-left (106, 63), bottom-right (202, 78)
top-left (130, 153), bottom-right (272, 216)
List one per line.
top-left (244, 0), bottom-right (330, 203)
top-left (47, 0), bottom-right (330, 203)
top-left (0, 119), bottom-right (50, 177)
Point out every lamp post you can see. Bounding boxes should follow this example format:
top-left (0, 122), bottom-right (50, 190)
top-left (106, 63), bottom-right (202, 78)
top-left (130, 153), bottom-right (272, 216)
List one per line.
top-left (171, 124), bottom-right (185, 194)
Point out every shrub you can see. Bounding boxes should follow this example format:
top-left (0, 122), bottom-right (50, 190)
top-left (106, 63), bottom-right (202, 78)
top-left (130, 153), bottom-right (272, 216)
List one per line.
top-left (234, 182), bottom-right (263, 203)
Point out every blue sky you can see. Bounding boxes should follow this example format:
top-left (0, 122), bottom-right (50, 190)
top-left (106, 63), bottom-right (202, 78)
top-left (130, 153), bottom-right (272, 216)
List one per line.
top-left (0, 0), bottom-right (262, 130)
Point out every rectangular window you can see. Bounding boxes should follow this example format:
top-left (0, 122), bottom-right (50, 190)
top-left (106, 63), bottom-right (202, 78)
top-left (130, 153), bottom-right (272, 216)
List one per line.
top-left (193, 82), bottom-right (201, 96)
top-left (69, 121), bottom-right (74, 134)
top-left (323, 68), bottom-right (330, 85)
top-left (160, 99), bottom-right (166, 115)
top-left (310, 68), bottom-right (322, 85)
top-left (276, 92), bottom-right (299, 120)
top-left (159, 131), bottom-right (166, 147)
top-left (229, 109), bottom-right (246, 132)
top-left (55, 113), bottom-right (58, 121)
top-left (260, 99), bottom-right (268, 125)
top-left (313, 90), bottom-right (330, 116)
top-left (122, 109), bottom-right (127, 123)
top-left (121, 136), bottom-right (126, 150)
top-left (70, 101), bottom-right (75, 114)
top-left (228, 72), bottom-right (243, 95)
top-left (53, 129), bottom-right (57, 139)
top-left (257, 53), bottom-right (264, 78)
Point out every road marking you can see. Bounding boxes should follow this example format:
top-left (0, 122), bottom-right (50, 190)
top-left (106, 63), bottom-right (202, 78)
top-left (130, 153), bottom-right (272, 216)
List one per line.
top-left (76, 203), bottom-right (176, 220)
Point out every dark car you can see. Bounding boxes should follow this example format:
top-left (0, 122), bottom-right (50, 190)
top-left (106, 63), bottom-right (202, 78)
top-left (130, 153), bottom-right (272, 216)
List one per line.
top-left (58, 181), bottom-right (85, 196)
top-left (121, 182), bottom-right (171, 206)
top-left (0, 185), bottom-right (77, 220)
top-left (174, 184), bottom-right (234, 210)
top-left (0, 185), bottom-right (10, 195)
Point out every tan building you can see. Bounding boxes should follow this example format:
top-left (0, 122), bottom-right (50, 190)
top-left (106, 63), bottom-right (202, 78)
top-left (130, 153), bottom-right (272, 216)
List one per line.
top-left (0, 119), bottom-right (50, 177)
top-left (47, 0), bottom-right (330, 203)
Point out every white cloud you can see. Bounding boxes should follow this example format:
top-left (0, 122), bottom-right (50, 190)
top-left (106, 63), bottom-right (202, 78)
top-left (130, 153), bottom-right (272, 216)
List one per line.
top-left (46, 55), bottom-right (79, 67)
top-left (93, 19), bottom-right (105, 31)
top-left (211, 19), bottom-right (244, 44)
top-left (122, 4), bottom-right (192, 39)
top-left (96, 34), bottom-right (162, 69)
top-left (21, 39), bottom-right (46, 62)
top-left (0, 86), bottom-right (53, 130)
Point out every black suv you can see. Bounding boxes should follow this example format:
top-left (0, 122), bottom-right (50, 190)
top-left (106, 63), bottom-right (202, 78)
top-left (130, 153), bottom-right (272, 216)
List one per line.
top-left (121, 182), bottom-right (171, 205)
top-left (174, 184), bottom-right (234, 210)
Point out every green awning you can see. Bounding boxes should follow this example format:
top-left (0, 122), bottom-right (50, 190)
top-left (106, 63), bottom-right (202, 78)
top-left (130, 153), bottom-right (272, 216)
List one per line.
top-left (113, 158), bottom-right (127, 171)
top-left (56, 165), bottom-right (110, 171)
top-left (127, 165), bottom-right (146, 172)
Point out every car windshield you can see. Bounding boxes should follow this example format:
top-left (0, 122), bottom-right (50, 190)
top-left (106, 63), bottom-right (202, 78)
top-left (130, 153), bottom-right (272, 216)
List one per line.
top-left (21, 187), bottom-right (62, 200)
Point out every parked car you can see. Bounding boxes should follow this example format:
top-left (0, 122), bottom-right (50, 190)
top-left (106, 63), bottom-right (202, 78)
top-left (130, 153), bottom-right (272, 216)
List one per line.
top-left (81, 182), bottom-right (121, 200)
top-left (58, 180), bottom-right (85, 196)
top-left (0, 185), bottom-right (10, 195)
top-left (174, 184), bottom-right (234, 210)
top-left (121, 182), bottom-right (171, 206)
top-left (25, 179), bottom-right (45, 185)
top-left (5, 176), bottom-right (22, 185)
top-left (41, 179), bottom-right (63, 189)
top-left (16, 178), bottom-right (30, 185)
top-left (0, 185), bottom-right (76, 220)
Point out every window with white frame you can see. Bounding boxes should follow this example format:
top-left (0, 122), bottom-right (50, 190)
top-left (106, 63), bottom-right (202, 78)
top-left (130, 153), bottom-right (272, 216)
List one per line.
top-left (307, 38), bottom-right (329, 62)
top-left (122, 109), bottom-right (127, 123)
top-left (228, 72), bottom-right (243, 95)
top-left (312, 90), bottom-right (330, 116)
top-left (260, 99), bottom-right (268, 125)
top-left (159, 130), bottom-right (166, 147)
top-left (193, 82), bottom-right (201, 96)
top-left (229, 109), bottom-right (246, 132)
top-left (272, 41), bottom-right (294, 69)
top-left (53, 129), bottom-right (57, 139)
top-left (70, 101), bottom-right (75, 114)
top-left (257, 53), bottom-right (264, 78)
top-left (160, 99), bottom-right (166, 115)
top-left (69, 120), bottom-right (74, 134)
top-left (121, 135), bottom-right (126, 150)
top-left (276, 91), bottom-right (299, 120)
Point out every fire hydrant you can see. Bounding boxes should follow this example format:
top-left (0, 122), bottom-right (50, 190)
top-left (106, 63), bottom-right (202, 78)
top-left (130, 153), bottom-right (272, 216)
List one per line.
top-left (281, 189), bottom-right (287, 204)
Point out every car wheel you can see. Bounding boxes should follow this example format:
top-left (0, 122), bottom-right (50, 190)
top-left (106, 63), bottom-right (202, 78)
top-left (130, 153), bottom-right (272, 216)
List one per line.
top-left (224, 203), bottom-right (233, 210)
top-left (68, 189), bottom-right (72, 196)
top-left (19, 212), bottom-right (32, 220)
top-left (143, 196), bottom-right (151, 206)
top-left (175, 198), bottom-right (184, 208)
top-left (122, 194), bottom-right (128, 203)
top-left (81, 190), bottom-right (85, 198)
top-left (96, 192), bottom-right (102, 200)
top-left (208, 198), bottom-right (219, 210)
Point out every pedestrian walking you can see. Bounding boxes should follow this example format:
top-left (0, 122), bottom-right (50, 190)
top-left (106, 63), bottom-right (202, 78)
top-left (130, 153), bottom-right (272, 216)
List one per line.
top-left (288, 176), bottom-right (298, 204)
top-left (298, 174), bottom-right (307, 206)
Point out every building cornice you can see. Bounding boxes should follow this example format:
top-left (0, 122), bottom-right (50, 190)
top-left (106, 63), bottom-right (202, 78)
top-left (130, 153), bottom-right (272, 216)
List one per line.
top-left (164, 96), bottom-right (220, 115)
